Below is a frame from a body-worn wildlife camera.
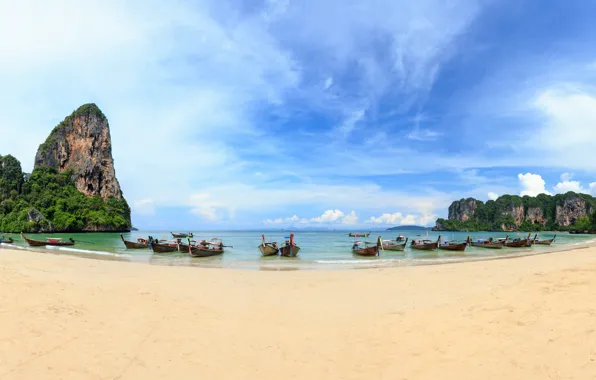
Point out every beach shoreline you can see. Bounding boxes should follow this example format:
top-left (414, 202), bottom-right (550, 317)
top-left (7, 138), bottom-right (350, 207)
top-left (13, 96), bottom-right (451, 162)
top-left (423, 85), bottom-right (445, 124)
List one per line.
top-left (1, 246), bottom-right (596, 379)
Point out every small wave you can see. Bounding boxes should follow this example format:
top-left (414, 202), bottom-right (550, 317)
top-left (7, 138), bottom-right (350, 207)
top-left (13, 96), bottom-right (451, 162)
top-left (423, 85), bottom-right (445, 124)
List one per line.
top-left (46, 246), bottom-right (132, 259)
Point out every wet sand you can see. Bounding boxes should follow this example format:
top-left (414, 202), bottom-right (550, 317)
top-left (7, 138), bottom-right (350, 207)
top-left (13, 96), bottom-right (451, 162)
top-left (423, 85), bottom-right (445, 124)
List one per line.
top-left (1, 246), bottom-right (595, 379)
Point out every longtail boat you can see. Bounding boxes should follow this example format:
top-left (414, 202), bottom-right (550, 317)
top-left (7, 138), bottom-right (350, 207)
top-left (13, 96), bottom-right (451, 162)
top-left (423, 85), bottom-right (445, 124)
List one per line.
top-left (171, 232), bottom-right (193, 238)
top-left (381, 237), bottom-right (408, 252)
top-left (352, 238), bottom-right (380, 256)
top-left (348, 232), bottom-right (371, 238)
top-left (534, 234), bottom-right (556, 246)
top-left (504, 233), bottom-right (533, 248)
top-left (0, 235), bottom-right (14, 244)
top-left (151, 241), bottom-right (179, 253)
top-left (437, 237), bottom-right (468, 252)
top-left (120, 234), bottom-right (150, 249)
top-left (258, 235), bottom-right (279, 256)
top-left (21, 232), bottom-right (75, 247)
top-left (468, 236), bottom-right (505, 249)
top-left (189, 242), bottom-right (224, 257)
top-left (410, 236), bottom-right (440, 251)
top-left (280, 234), bottom-right (300, 257)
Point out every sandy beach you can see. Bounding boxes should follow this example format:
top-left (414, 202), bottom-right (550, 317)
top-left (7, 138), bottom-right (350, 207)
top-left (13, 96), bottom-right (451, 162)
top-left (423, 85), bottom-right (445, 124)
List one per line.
top-left (1, 247), bottom-right (595, 379)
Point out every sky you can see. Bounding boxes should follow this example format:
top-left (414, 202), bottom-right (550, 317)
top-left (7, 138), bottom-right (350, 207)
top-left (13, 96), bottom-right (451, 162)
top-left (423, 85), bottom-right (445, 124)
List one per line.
top-left (1, 0), bottom-right (596, 230)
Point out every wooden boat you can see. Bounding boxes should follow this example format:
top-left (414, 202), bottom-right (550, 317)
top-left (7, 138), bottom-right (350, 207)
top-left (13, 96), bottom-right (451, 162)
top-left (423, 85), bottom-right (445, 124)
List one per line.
top-left (504, 233), bottom-right (533, 248)
top-left (348, 232), bottom-right (371, 238)
top-left (151, 241), bottom-right (179, 253)
top-left (410, 236), bottom-right (439, 251)
top-left (171, 232), bottom-right (193, 238)
top-left (258, 235), bottom-right (279, 256)
top-left (468, 236), bottom-right (505, 249)
top-left (120, 234), bottom-right (149, 249)
top-left (352, 243), bottom-right (379, 256)
top-left (188, 243), bottom-right (224, 257)
top-left (0, 236), bottom-right (14, 244)
top-left (438, 237), bottom-right (467, 252)
top-left (280, 234), bottom-right (300, 257)
top-left (396, 236), bottom-right (406, 242)
top-left (21, 232), bottom-right (75, 247)
top-left (569, 230), bottom-right (596, 234)
top-left (534, 234), bottom-right (556, 246)
top-left (382, 237), bottom-right (408, 251)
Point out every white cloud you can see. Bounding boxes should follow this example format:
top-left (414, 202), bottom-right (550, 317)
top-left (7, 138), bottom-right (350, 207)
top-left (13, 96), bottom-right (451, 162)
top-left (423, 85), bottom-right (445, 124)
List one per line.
top-left (560, 172), bottom-right (574, 182)
top-left (324, 77), bottom-right (334, 90)
top-left (590, 183), bottom-right (596, 195)
top-left (369, 212), bottom-right (405, 224)
top-left (263, 215), bottom-right (308, 225)
top-left (367, 211), bottom-right (435, 226)
top-left (553, 180), bottom-right (585, 194)
top-left (133, 199), bottom-right (156, 216)
top-left (401, 214), bottom-right (418, 225)
top-left (311, 209), bottom-right (345, 223)
top-left (341, 211), bottom-right (359, 225)
top-left (518, 173), bottom-right (551, 196)
top-left (488, 192), bottom-right (499, 200)
top-left (532, 88), bottom-right (596, 168)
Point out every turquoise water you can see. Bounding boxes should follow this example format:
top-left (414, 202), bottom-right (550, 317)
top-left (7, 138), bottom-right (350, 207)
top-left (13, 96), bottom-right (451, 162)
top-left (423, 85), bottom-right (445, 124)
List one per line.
top-left (2, 230), bottom-right (595, 270)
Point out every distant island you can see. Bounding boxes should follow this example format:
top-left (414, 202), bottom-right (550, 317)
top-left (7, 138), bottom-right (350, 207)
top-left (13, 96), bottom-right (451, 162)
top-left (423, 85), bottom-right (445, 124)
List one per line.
top-left (0, 104), bottom-right (131, 233)
top-left (387, 225), bottom-right (432, 231)
top-left (435, 192), bottom-right (596, 232)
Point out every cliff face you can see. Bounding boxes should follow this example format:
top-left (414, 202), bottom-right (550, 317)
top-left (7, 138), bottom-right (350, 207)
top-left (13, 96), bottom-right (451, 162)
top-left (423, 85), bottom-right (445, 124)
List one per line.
top-left (448, 198), bottom-right (477, 222)
top-left (555, 195), bottom-right (592, 226)
top-left (34, 104), bottom-right (123, 200)
top-left (526, 207), bottom-right (546, 226)
top-left (437, 192), bottom-right (596, 231)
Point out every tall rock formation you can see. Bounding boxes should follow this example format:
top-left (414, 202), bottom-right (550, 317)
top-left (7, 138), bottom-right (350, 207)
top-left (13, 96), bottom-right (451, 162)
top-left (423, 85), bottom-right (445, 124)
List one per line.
top-left (448, 198), bottom-right (477, 222)
top-left (34, 104), bottom-right (123, 200)
top-left (555, 195), bottom-right (592, 226)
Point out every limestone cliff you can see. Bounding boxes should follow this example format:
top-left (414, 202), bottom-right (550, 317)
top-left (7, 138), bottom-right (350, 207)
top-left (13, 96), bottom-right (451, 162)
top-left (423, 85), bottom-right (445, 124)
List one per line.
top-left (34, 104), bottom-right (123, 200)
top-left (448, 198), bottom-right (477, 222)
top-left (555, 195), bottom-right (593, 226)
top-left (436, 192), bottom-right (596, 231)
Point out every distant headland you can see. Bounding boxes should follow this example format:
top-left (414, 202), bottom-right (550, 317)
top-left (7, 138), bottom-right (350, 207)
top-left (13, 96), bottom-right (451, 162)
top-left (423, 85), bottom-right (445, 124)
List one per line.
top-left (435, 192), bottom-right (596, 232)
top-left (0, 104), bottom-right (131, 233)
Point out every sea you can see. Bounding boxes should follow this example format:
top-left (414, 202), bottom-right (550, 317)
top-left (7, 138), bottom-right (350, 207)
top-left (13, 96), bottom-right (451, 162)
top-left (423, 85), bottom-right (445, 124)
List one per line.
top-left (2, 230), bottom-right (595, 270)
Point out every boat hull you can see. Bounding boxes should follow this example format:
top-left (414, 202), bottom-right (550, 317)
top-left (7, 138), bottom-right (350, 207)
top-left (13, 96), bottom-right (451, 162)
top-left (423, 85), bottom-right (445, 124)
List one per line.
top-left (382, 244), bottom-right (406, 251)
top-left (353, 245), bottom-right (379, 256)
top-left (21, 233), bottom-right (74, 247)
top-left (438, 243), bottom-right (468, 252)
top-left (411, 242), bottom-right (438, 251)
top-left (280, 245), bottom-right (300, 257)
top-left (189, 246), bottom-right (224, 257)
top-left (151, 243), bottom-right (179, 253)
top-left (259, 244), bottom-right (279, 256)
top-left (535, 239), bottom-right (554, 246)
top-left (504, 239), bottom-right (531, 248)
top-left (120, 234), bottom-right (149, 249)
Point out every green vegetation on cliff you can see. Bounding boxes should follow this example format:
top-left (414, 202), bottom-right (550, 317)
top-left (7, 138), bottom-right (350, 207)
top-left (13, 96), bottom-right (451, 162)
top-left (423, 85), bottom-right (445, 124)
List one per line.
top-left (436, 193), bottom-right (596, 232)
top-left (0, 155), bottom-right (130, 233)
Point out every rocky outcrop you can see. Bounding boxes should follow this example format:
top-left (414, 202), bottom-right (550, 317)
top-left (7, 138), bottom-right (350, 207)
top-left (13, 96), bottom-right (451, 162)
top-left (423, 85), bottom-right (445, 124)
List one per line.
top-left (502, 204), bottom-right (524, 226)
top-left (448, 198), bottom-right (477, 221)
top-left (34, 104), bottom-right (123, 200)
top-left (556, 195), bottom-right (592, 226)
top-left (526, 207), bottom-right (546, 226)
top-left (437, 192), bottom-right (596, 231)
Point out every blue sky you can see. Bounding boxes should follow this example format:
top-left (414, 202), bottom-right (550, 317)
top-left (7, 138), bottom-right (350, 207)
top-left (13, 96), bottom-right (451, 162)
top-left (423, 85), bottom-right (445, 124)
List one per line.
top-left (1, 0), bottom-right (596, 229)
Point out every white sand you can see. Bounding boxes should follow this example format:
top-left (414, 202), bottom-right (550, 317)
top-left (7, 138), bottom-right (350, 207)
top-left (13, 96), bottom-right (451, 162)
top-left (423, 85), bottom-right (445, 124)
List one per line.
top-left (1, 246), bottom-right (596, 379)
